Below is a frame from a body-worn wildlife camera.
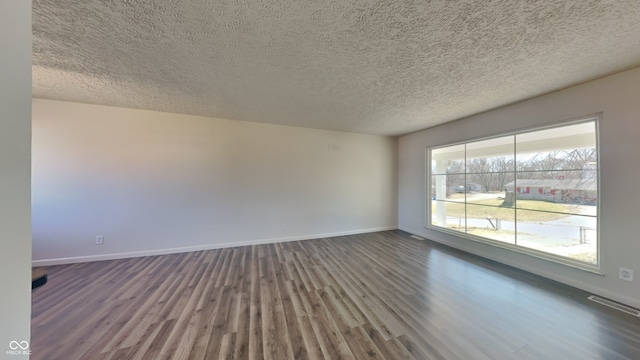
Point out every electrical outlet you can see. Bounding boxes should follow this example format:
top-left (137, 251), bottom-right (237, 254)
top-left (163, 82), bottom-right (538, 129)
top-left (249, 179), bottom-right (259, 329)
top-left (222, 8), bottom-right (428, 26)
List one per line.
top-left (282, 223), bottom-right (287, 231)
top-left (619, 267), bottom-right (633, 282)
top-left (96, 235), bottom-right (104, 245)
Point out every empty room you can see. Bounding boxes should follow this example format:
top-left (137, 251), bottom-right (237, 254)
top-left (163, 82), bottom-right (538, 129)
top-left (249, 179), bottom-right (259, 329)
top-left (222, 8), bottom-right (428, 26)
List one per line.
top-left (2, 0), bottom-right (640, 359)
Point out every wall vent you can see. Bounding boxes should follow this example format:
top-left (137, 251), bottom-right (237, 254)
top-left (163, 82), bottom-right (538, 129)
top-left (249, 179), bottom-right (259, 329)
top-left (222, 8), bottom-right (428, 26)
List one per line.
top-left (410, 235), bottom-right (426, 241)
top-left (588, 295), bottom-right (640, 317)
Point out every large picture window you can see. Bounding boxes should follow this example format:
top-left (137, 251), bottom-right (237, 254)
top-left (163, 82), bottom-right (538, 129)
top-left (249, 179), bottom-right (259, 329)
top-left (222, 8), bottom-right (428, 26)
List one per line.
top-left (428, 119), bottom-right (598, 269)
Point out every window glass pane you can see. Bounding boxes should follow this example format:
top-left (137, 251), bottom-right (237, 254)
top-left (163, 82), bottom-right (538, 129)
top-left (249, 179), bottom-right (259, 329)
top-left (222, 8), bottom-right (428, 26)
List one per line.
top-left (465, 189), bottom-right (502, 205)
top-left (430, 199), bottom-right (445, 227)
top-left (432, 174), bottom-right (467, 201)
top-left (431, 144), bottom-right (465, 174)
top-left (431, 200), bottom-right (466, 233)
top-left (516, 122), bottom-right (596, 171)
top-left (466, 173), bottom-right (515, 204)
top-left (516, 150), bottom-right (597, 172)
top-left (466, 204), bottom-right (515, 244)
top-left (466, 136), bottom-right (514, 175)
top-left (513, 172), bottom-right (597, 214)
top-left (427, 118), bottom-right (598, 268)
top-left (444, 174), bottom-right (467, 200)
top-left (516, 210), bottom-right (596, 264)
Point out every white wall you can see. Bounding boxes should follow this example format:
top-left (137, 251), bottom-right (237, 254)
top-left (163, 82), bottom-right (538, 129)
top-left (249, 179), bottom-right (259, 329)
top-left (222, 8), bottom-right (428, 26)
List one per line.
top-left (399, 67), bottom-right (640, 309)
top-left (32, 100), bottom-right (398, 264)
top-left (0, 1), bottom-right (32, 357)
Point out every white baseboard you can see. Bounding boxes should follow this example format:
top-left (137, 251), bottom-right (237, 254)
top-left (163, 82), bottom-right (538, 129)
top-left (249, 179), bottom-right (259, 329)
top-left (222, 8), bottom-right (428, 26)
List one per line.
top-left (32, 226), bottom-right (398, 266)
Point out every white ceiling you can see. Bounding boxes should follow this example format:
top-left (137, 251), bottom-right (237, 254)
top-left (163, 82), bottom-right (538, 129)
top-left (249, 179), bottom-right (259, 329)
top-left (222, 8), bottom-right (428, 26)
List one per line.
top-left (32, 0), bottom-right (640, 136)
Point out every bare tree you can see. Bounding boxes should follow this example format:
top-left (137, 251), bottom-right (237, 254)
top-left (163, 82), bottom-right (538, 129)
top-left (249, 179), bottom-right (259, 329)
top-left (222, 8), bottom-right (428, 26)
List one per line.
top-left (516, 148), bottom-right (596, 180)
top-left (445, 161), bottom-right (465, 196)
top-left (467, 157), bottom-right (514, 191)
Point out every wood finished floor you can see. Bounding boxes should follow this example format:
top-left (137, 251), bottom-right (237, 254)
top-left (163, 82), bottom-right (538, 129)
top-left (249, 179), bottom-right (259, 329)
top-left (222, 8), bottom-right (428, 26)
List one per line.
top-left (32, 231), bottom-right (640, 360)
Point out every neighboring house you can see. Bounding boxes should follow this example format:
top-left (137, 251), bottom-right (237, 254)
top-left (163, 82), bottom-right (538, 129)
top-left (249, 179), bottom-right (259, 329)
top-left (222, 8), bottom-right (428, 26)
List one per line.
top-left (452, 182), bottom-right (485, 193)
top-left (504, 179), bottom-right (597, 204)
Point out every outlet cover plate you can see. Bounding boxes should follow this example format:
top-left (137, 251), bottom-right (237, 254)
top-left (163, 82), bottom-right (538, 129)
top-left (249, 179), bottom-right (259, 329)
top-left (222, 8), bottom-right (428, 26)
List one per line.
top-left (619, 267), bottom-right (633, 282)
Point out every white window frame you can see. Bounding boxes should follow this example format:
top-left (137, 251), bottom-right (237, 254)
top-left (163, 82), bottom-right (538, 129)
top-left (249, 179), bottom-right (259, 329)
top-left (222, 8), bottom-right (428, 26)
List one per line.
top-left (425, 115), bottom-right (601, 272)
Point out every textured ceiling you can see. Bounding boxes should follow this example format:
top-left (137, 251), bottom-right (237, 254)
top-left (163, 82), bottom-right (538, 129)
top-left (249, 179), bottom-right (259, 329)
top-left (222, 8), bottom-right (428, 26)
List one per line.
top-left (33, 0), bottom-right (640, 136)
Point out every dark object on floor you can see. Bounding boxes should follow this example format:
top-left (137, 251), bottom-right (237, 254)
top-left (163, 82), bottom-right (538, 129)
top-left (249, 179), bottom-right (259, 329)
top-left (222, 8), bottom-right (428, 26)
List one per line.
top-left (32, 269), bottom-right (47, 290)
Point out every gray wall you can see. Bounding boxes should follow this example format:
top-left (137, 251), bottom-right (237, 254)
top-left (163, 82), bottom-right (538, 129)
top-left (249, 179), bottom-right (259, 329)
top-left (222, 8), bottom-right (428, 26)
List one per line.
top-left (399, 67), bottom-right (640, 309)
top-left (32, 100), bottom-right (398, 264)
top-left (0, 1), bottom-right (32, 357)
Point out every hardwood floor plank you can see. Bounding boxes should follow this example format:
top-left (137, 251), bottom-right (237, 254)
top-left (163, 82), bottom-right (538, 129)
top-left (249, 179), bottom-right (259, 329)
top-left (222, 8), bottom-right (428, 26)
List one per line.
top-left (274, 252), bottom-right (308, 360)
top-left (304, 290), bottom-right (355, 359)
top-left (233, 291), bottom-right (251, 360)
top-left (139, 319), bottom-right (176, 360)
top-left (248, 245), bottom-right (264, 360)
top-left (201, 285), bottom-right (234, 360)
top-left (187, 283), bottom-right (226, 360)
top-left (314, 243), bottom-right (404, 339)
top-left (361, 323), bottom-right (415, 360)
top-left (146, 255), bottom-right (211, 358)
top-left (284, 280), bottom-right (324, 360)
top-left (122, 254), bottom-right (215, 352)
top-left (396, 334), bottom-right (440, 360)
top-left (290, 253), bottom-right (315, 291)
top-left (318, 286), bottom-right (365, 333)
top-left (31, 231), bottom-right (640, 360)
top-left (119, 320), bottom-right (164, 360)
top-left (218, 332), bottom-right (237, 360)
top-left (342, 326), bottom-right (386, 360)
top-left (260, 246), bottom-right (295, 360)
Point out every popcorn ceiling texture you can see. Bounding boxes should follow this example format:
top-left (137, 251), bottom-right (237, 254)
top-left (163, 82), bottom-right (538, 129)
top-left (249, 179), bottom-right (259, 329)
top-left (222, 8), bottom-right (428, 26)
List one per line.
top-left (32, 0), bottom-right (640, 135)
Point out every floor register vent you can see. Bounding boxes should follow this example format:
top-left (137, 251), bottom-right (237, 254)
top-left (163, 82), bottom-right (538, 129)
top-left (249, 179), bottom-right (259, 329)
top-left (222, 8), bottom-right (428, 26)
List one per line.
top-left (588, 295), bottom-right (640, 317)
top-left (410, 235), bottom-right (426, 241)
